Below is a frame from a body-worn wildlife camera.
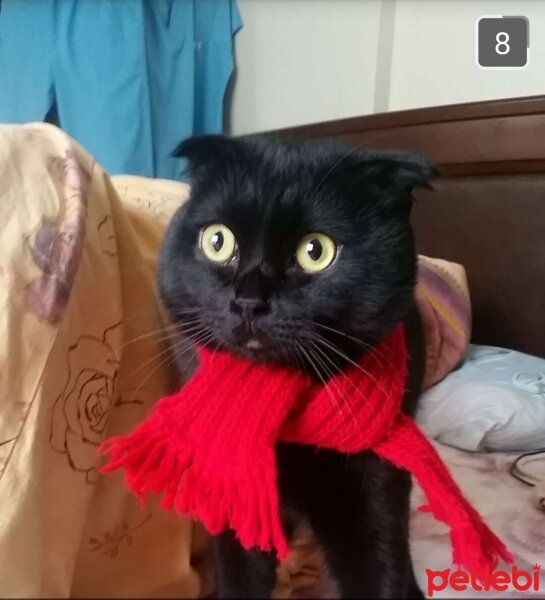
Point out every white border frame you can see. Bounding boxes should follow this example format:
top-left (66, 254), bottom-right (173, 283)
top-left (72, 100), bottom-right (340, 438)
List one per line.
top-left (475, 15), bottom-right (530, 71)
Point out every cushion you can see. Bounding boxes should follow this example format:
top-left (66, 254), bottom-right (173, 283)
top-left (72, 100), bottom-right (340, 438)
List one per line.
top-left (415, 256), bottom-right (472, 391)
top-left (416, 345), bottom-right (545, 452)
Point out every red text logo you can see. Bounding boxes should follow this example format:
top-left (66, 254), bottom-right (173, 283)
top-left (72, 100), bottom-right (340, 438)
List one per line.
top-left (426, 564), bottom-right (541, 597)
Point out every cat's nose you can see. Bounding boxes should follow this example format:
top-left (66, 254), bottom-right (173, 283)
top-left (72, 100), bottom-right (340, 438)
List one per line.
top-left (229, 297), bottom-right (269, 320)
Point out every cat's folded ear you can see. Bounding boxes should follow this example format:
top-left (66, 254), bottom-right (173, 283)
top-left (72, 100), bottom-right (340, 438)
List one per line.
top-left (338, 149), bottom-right (436, 218)
top-left (172, 135), bottom-right (237, 179)
top-left (356, 150), bottom-right (437, 195)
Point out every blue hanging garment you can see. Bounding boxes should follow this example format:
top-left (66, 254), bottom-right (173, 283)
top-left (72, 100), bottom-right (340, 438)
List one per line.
top-left (0, 0), bottom-right (242, 179)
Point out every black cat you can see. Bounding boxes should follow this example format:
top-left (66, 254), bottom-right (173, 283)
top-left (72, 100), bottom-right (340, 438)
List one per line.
top-left (158, 134), bottom-right (434, 598)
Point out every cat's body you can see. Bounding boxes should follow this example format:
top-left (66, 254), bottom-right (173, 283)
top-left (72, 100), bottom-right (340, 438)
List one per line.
top-left (158, 135), bottom-right (434, 598)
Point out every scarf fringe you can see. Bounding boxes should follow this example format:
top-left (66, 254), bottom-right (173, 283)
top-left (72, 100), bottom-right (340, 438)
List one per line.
top-left (99, 426), bottom-right (289, 558)
top-left (418, 501), bottom-right (513, 572)
top-left (376, 416), bottom-right (513, 572)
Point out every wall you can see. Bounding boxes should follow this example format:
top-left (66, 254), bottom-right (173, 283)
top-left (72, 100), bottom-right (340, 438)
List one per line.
top-left (231, 0), bottom-right (545, 135)
top-left (388, 0), bottom-right (545, 112)
top-left (230, 0), bottom-right (382, 135)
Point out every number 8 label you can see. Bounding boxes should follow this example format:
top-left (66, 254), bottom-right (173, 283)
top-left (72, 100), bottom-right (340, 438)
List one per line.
top-left (477, 15), bottom-right (529, 69)
top-left (495, 32), bottom-right (510, 55)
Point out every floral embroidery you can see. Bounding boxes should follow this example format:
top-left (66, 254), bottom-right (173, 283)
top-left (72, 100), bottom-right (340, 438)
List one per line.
top-left (27, 151), bottom-right (90, 323)
top-left (88, 513), bottom-right (152, 558)
top-left (98, 215), bottom-right (117, 257)
top-left (48, 150), bottom-right (90, 200)
top-left (50, 324), bottom-right (121, 483)
top-left (27, 207), bottom-right (86, 323)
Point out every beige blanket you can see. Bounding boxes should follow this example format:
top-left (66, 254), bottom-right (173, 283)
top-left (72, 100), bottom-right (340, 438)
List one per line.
top-left (0, 123), bottom-right (208, 598)
top-left (0, 123), bottom-right (471, 598)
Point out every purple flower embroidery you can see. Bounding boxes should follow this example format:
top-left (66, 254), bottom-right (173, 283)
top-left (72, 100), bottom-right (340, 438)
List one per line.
top-left (49, 150), bottom-right (90, 199)
top-left (27, 207), bottom-right (86, 323)
top-left (27, 152), bottom-right (89, 323)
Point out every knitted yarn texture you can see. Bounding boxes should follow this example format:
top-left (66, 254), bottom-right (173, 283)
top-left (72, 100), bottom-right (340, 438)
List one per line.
top-left (100, 325), bottom-right (512, 570)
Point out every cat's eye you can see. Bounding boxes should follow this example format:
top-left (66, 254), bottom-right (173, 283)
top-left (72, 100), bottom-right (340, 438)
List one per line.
top-left (295, 233), bottom-right (337, 273)
top-left (200, 224), bottom-right (237, 264)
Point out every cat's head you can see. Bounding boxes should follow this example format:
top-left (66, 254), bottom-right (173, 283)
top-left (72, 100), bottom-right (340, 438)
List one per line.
top-left (158, 135), bottom-right (434, 369)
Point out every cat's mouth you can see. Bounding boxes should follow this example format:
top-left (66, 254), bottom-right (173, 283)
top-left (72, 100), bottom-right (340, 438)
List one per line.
top-left (229, 320), bottom-right (273, 357)
top-left (244, 338), bottom-right (263, 350)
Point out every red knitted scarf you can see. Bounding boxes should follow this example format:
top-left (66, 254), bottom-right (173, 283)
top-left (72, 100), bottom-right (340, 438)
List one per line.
top-left (100, 325), bottom-right (512, 571)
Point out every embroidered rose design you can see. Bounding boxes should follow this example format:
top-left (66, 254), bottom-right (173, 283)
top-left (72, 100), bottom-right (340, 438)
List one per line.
top-left (50, 332), bottom-right (119, 483)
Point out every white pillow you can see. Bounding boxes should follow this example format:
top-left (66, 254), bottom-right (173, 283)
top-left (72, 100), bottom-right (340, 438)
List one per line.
top-left (416, 345), bottom-right (545, 452)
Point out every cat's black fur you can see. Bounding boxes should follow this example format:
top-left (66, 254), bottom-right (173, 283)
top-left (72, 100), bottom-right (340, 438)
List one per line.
top-left (158, 134), bottom-right (434, 599)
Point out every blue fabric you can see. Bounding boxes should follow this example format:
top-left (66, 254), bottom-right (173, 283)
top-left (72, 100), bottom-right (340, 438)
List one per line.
top-left (0, 0), bottom-right (242, 179)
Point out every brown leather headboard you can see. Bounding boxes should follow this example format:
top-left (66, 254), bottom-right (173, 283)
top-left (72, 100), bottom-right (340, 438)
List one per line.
top-left (269, 96), bottom-right (545, 357)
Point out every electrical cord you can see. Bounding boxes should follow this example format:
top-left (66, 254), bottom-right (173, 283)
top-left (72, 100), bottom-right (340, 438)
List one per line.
top-left (510, 448), bottom-right (545, 512)
top-left (510, 448), bottom-right (545, 486)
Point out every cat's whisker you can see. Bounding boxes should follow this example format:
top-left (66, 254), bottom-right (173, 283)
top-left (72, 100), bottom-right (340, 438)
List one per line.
top-left (118, 319), bottom-right (203, 350)
top-left (304, 343), bottom-right (359, 443)
top-left (127, 330), bottom-right (214, 405)
top-left (182, 324), bottom-right (217, 345)
top-left (295, 340), bottom-right (347, 425)
top-left (135, 323), bottom-right (203, 352)
top-left (309, 321), bottom-right (393, 370)
top-left (172, 331), bottom-right (215, 359)
top-left (307, 339), bottom-right (367, 426)
top-left (115, 307), bottom-right (201, 327)
top-left (307, 333), bottom-right (392, 400)
top-left (122, 337), bottom-right (179, 380)
top-left (122, 323), bottom-right (208, 380)
top-left (305, 344), bottom-right (346, 415)
top-left (290, 340), bottom-right (307, 375)
top-left (125, 348), bottom-right (186, 404)
top-left (176, 321), bottom-right (208, 336)
top-left (119, 330), bottom-right (179, 350)
top-left (306, 341), bottom-right (361, 430)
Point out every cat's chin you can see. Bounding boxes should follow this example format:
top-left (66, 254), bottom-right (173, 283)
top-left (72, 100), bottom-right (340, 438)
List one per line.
top-left (228, 343), bottom-right (280, 364)
top-left (243, 338), bottom-right (263, 350)
top-left (218, 339), bottom-right (297, 367)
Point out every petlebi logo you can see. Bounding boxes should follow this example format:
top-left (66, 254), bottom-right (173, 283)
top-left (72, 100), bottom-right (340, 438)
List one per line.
top-left (427, 564), bottom-right (541, 597)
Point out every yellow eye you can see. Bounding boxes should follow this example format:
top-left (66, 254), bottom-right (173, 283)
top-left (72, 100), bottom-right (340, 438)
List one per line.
top-left (295, 233), bottom-right (337, 273)
top-left (200, 224), bottom-right (237, 264)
